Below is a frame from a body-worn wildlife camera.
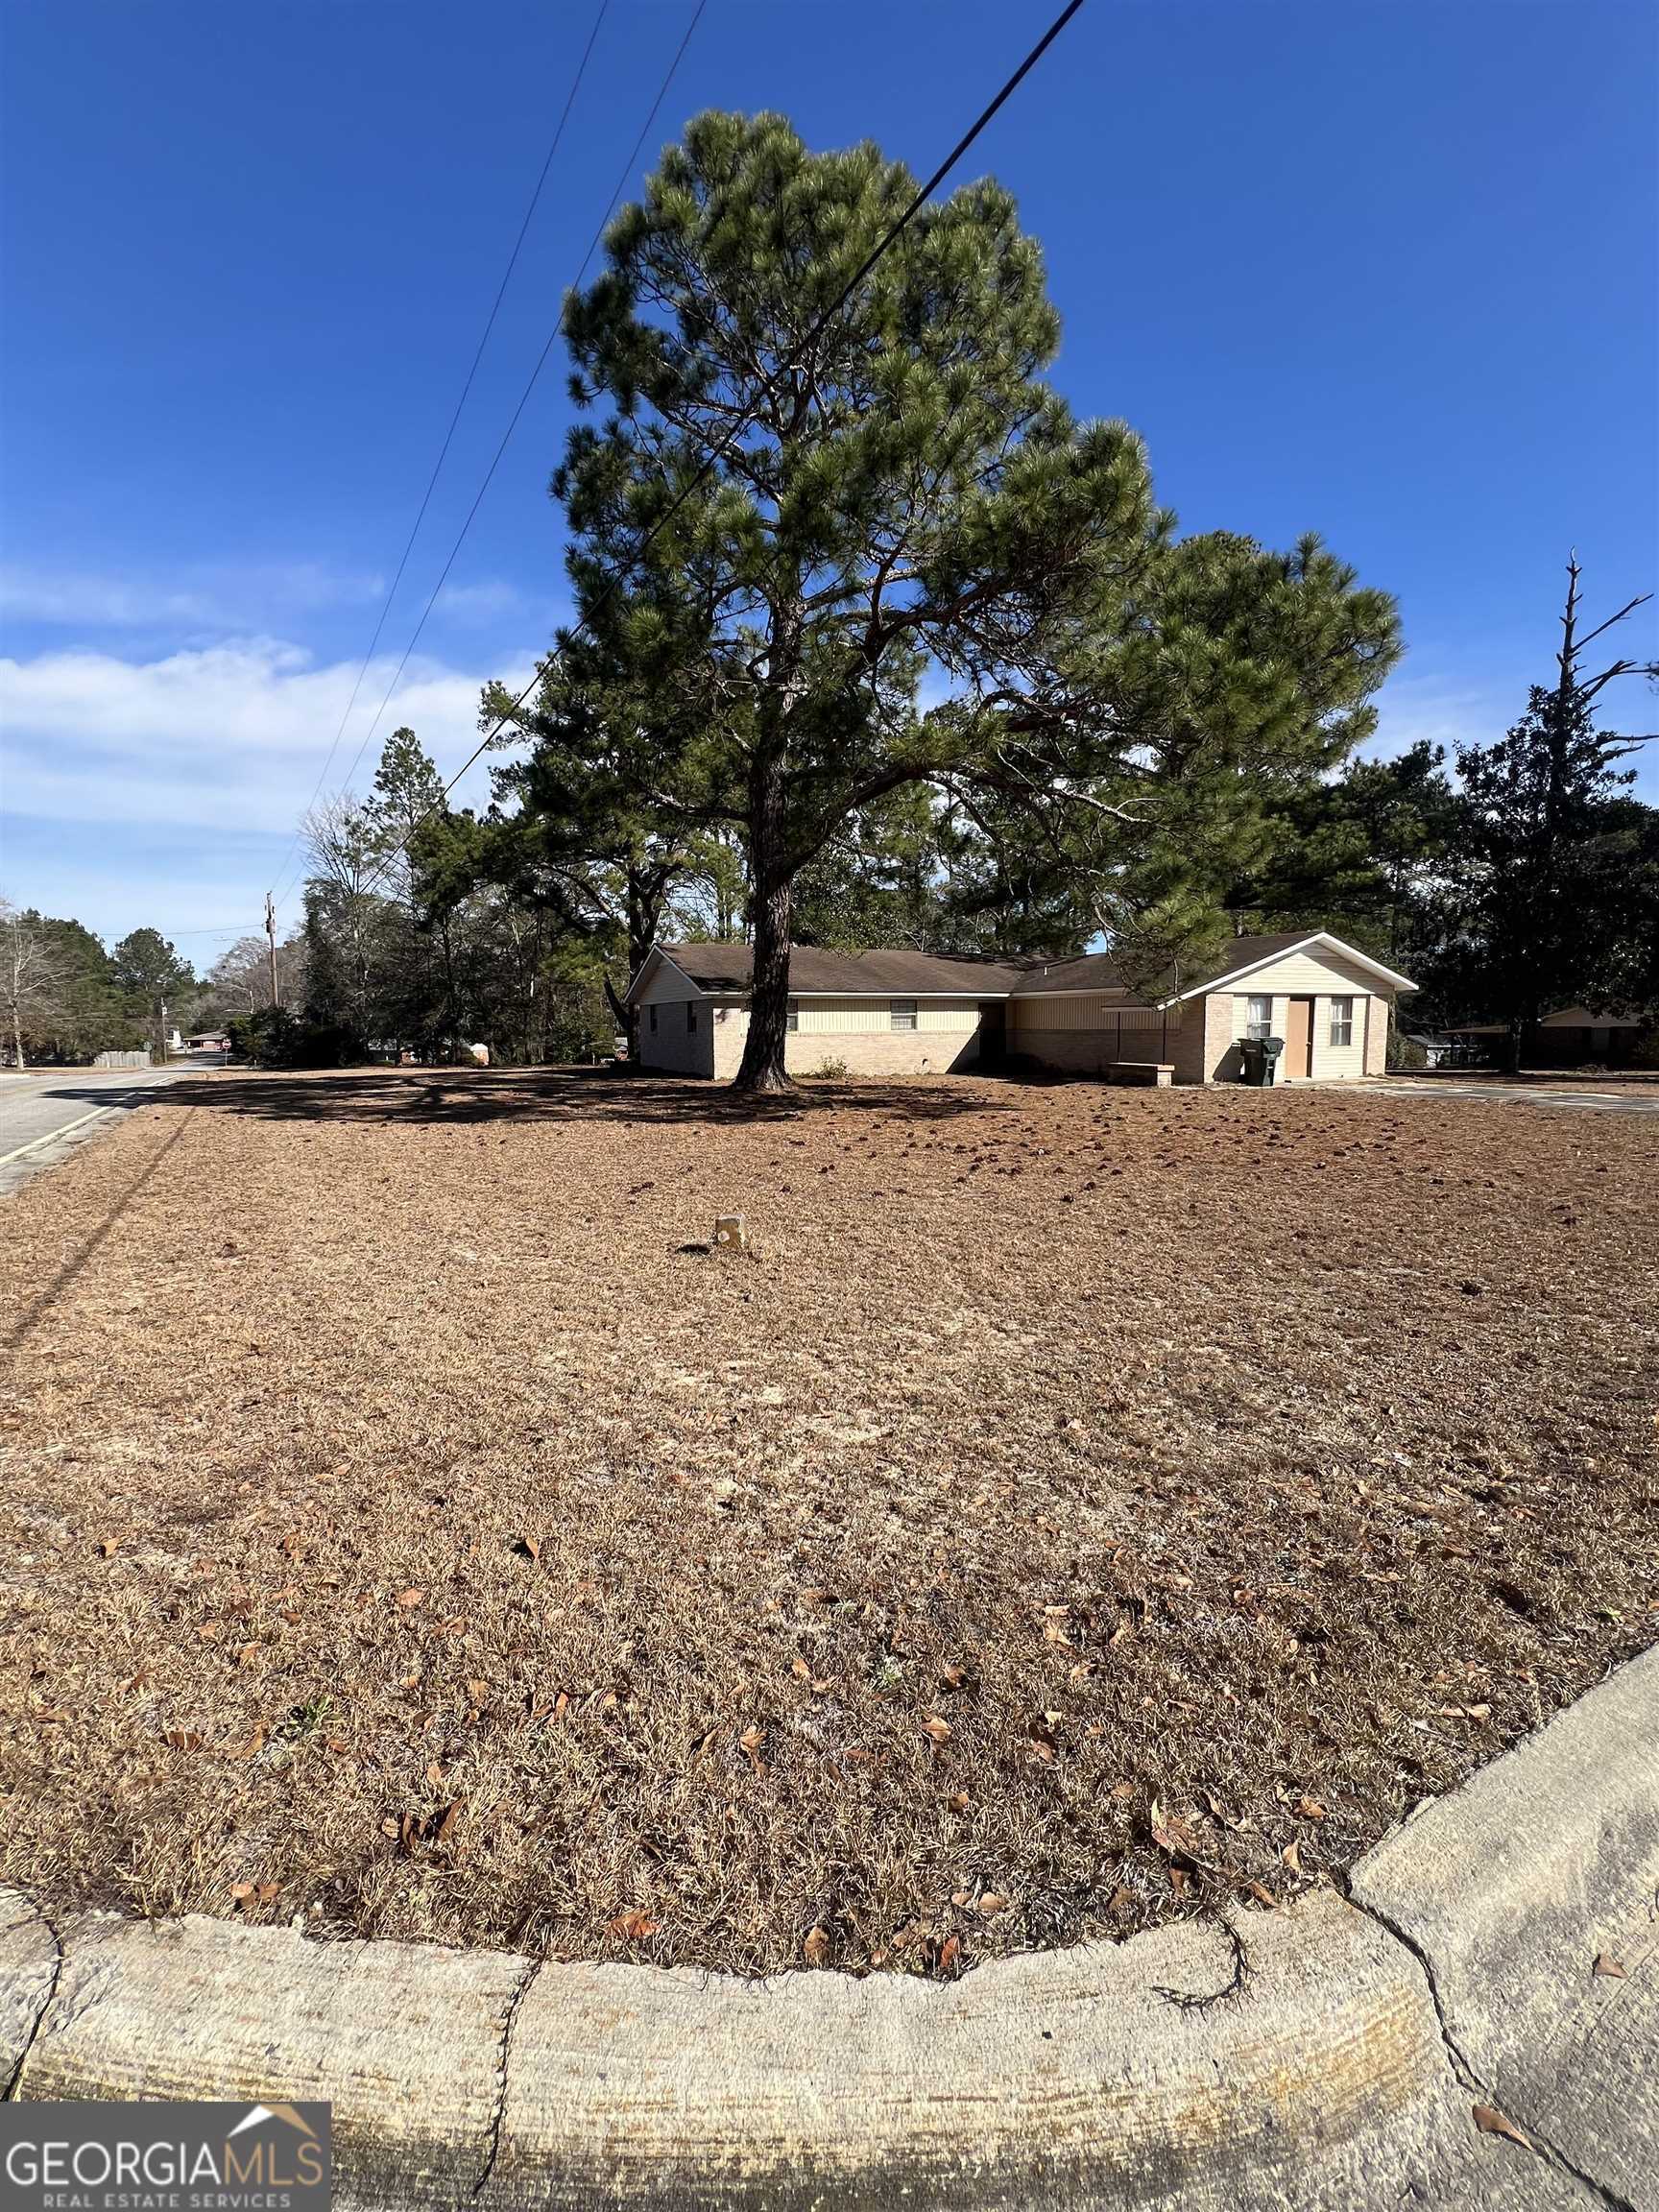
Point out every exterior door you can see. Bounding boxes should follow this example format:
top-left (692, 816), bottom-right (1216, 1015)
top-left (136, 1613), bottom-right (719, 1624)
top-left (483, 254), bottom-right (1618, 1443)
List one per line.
top-left (976, 1001), bottom-right (1006, 1068)
top-left (1284, 997), bottom-right (1314, 1078)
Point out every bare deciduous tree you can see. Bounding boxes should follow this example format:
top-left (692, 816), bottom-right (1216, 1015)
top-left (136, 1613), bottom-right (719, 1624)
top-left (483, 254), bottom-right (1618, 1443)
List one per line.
top-left (0, 897), bottom-right (69, 1069)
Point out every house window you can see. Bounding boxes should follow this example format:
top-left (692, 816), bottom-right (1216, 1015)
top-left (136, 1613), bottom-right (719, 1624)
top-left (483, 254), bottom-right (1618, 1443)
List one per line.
top-left (1330, 996), bottom-right (1354, 1048)
top-left (786, 999), bottom-right (799, 1032)
top-left (1245, 994), bottom-right (1273, 1041)
top-left (648, 1005), bottom-right (658, 1033)
top-left (891, 998), bottom-right (918, 1032)
top-left (686, 1001), bottom-right (698, 1033)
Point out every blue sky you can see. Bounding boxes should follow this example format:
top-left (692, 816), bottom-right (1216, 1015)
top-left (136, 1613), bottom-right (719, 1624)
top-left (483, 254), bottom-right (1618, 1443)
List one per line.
top-left (2, 0), bottom-right (1654, 961)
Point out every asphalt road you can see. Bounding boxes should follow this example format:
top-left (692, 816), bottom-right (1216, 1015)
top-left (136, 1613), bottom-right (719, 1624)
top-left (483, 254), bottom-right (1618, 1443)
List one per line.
top-left (0, 1063), bottom-right (201, 1196)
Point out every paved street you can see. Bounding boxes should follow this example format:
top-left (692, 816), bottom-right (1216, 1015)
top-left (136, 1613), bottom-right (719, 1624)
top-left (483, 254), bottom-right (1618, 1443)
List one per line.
top-left (1370, 1077), bottom-right (1659, 1117)
top-left (0, 1065), bottom-right (198, 1196)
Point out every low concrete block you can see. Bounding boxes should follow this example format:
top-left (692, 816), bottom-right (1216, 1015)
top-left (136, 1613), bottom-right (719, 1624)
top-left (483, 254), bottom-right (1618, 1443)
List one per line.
top-left (1352, 1644), bottom-right (1659, 2207)
top-left (12, 1909), bottom-right (527, 2208)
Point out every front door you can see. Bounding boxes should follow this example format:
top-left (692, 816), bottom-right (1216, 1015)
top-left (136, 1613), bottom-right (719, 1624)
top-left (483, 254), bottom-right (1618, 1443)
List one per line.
top-left (1284, 996), bottom-right (1313, 1078)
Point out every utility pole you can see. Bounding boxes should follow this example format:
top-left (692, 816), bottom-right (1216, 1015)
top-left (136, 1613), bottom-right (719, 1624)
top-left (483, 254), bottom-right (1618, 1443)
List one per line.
top-left (265, 891), bottom-right (280, 1009)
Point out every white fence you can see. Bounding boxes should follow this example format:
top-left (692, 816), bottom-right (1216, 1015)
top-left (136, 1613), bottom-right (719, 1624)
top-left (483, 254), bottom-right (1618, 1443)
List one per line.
top-left (92, 1048), bottom-right (153, 1069)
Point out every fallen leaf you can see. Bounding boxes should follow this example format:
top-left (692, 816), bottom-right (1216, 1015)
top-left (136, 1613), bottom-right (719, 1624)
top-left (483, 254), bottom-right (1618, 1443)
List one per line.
top-left (1473, 2104), bottom-right (1531, 2151)
top-left (922, 1714), bottom-right (952, 1746)
top-left (609, 1908), bottom-right (659, 1941)
top-left (977, 1891), bottom-right (1008, 1916)
top-left (1149, 1799), bottom-right (1200, 1859)
top-left (466, 1678), bottom-right (489, 1705)
top-left (1296, 1796), bottom-right (1327, 1821)
top-left (518, 1534), bottom-right (542, 1564)
top-left (938, 1934), bottom-right (961, 1972)
top-left (946, 1791), bottom-right (971, 1813)
top-left (802, 1924), bottom-right (831, 1965)
top-left (96, 1538), bottom-right (118, 1558)
top-left (940, 1664), bottom-right (968, 1689)
top-left (1592, 1953), bottom-right (1626, 1979)
top-left (1281, 1839), bottom-right (1303, 1873)
top-left (435, 1800), bottom-right (462, 1846)
top-left (394, 1588), bottom-right (425, 1610)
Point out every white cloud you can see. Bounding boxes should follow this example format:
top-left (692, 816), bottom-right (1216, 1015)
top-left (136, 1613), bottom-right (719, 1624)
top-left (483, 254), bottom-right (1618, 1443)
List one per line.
top-left (0, 634), bottom-right (533, 834)
top-left (0, 561), bottom-right (393, 633)
top-left (1361, 671), bottom-right (1504, 766)
top-left (434, 577), bottom-right (559, 626)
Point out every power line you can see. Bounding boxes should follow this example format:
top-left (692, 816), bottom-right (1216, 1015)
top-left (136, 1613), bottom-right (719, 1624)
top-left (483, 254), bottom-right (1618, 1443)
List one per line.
top-left (262, 0), bottom-right (612, 912)
top-left (273, 0), bottom-right (708, 922)
top-left (346, 0), bottom-right (1088, 904)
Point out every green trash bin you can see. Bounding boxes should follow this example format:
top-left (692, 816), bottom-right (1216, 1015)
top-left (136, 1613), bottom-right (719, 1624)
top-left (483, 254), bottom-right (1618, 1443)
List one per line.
top-left (1239, 1037), bottom-right (1286, 1086)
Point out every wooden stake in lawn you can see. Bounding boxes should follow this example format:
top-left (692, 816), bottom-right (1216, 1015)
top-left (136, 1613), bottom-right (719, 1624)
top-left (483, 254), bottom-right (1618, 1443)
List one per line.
top-left (713, 1214), bottom-right (748, 1255)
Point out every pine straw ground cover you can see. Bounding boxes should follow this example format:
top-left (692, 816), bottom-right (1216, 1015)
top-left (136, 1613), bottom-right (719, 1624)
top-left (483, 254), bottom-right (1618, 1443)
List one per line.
top-left (2, 1069), bottom-right (1655, 1981)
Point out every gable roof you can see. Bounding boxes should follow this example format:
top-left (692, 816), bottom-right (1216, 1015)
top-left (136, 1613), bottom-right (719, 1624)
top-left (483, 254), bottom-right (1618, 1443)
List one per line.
top-left (628, 930), bottom-right (1415, 1008)
top-left (1007, 932), bottom-right (1414, 1002)
top-left (1169, 932), bottom-right (1416, 999)
top-left (628, 941), bottom-right (1026, 1001)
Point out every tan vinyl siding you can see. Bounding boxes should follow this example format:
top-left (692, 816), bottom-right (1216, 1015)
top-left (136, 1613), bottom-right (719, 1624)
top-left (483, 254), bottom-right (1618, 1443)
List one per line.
top-left (634, 956), bottom-right (704, 1006)
top-left (1009, 996), bottom-right (1178, 1075)
top-left (1009, 990), bottom-right (1141, 1034)
top-left (1220, 988), bottom-right (1378, 1080)
top-left (1211, 947), bottom-right (1388, 1000)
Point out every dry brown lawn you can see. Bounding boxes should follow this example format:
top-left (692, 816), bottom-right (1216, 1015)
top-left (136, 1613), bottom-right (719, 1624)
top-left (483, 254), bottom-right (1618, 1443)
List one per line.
top-left (2, 1069), bottom-right (1655, 1978)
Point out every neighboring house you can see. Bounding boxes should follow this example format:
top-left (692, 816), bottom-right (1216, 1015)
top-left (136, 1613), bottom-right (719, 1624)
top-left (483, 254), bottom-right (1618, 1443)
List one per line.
top-left (1442, 1005), bottom-right (1651, 1069)
top-left (184, 1030), bottom-right (230, 1052)
top-left (626, 931), bottom-right (1415, 1085)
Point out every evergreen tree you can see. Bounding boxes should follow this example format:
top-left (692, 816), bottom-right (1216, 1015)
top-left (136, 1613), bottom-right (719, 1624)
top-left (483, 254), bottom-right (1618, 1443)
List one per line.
top-left (554, 112), bottom-right (1400, 1087)
top-left (1435, 560), bottom-right (1657, 1069)
top-left (110, 926), bottom-right (192, 1057)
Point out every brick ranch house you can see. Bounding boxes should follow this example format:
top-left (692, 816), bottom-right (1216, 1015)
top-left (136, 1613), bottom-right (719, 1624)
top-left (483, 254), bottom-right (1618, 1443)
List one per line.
top-left (626, 930), bottom-right (1417, 1086)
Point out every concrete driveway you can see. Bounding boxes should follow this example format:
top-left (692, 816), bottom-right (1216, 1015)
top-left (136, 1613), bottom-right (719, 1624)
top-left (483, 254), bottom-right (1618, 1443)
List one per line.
top-left (1369, 1077), bottom-right (1659, 1117)
top-left (0, 1064), bottom-right (200, 1196)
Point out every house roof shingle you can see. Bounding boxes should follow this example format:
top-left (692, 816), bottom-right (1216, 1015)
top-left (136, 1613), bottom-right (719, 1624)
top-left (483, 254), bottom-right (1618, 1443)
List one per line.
top-left (651, 942), bottom-right (1028, 997)
top-left (1009, 934), bottom-right (1313, 1000)
top-left (640, 929), bottom-right (1413, 1006)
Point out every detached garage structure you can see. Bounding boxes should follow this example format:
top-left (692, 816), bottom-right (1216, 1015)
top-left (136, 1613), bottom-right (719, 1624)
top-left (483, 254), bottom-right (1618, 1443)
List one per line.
top-left (627, 930), bottom-right (1415, 1086)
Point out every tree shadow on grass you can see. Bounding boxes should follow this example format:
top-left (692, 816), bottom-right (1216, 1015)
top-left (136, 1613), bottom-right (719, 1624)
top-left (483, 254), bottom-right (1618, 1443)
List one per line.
top-left (144, 1066), bottom-right (1029, 1130)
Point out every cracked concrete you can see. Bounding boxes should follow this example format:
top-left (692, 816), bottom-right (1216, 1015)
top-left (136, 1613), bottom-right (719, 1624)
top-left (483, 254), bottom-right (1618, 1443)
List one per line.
top-left (1, 1646), bottom-right (1652, 2210)
top-left (473, 1951), bottom-right (542, 2201)
top-left (1352, 1649), bottom-right (1658, 2212)
top-left (0, 1890), bottom-right (61, 2099)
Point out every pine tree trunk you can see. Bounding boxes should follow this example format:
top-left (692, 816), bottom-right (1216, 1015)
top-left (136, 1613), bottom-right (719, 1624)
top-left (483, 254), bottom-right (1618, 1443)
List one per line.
top-left (733, 755), bottom-right (793, 1093)
top-left (12, 1003), bottom-right (24, 1070)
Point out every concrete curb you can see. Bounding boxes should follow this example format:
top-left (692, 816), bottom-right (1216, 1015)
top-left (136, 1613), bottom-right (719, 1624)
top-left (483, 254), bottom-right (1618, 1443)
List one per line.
top-left (3, 1648), bottom-right (1654, 2210)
